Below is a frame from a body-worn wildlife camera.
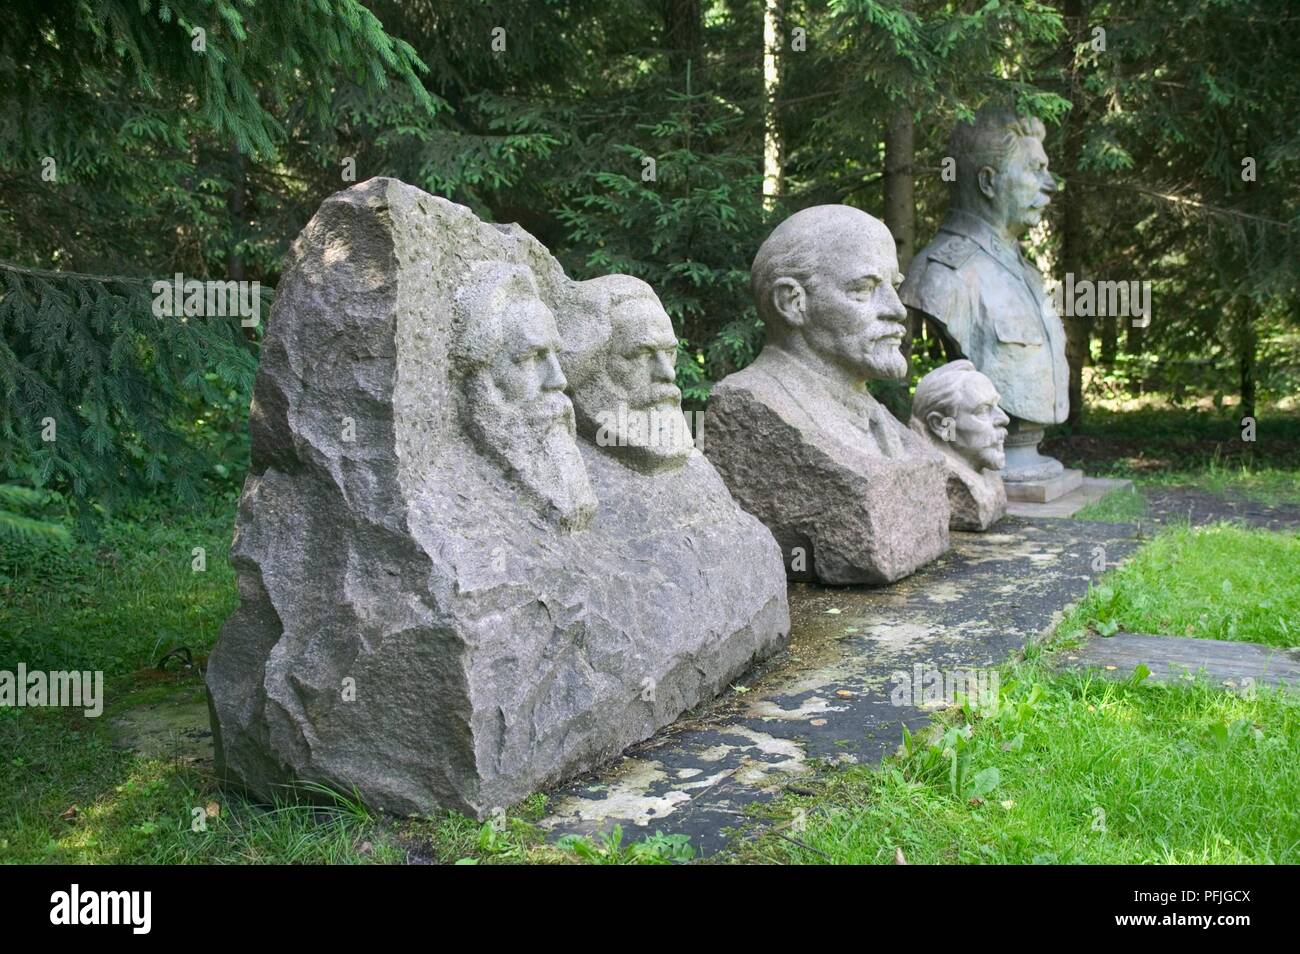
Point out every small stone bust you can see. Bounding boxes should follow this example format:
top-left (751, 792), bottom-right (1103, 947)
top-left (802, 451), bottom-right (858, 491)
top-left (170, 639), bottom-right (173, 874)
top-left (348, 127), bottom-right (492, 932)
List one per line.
top-left (908, 360), bottom-right (1009, 530)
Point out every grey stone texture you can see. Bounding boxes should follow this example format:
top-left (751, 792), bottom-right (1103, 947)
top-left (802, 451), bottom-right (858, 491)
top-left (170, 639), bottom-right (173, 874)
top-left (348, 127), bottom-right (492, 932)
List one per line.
top-left (900, 108), bottom-right (1070, 482)
top-left (703, 205), bottom-right (949, 585)
top-left (908, 360), bottom-right (1008, 531)
top-left (205, 177), bottom-right (789, 820)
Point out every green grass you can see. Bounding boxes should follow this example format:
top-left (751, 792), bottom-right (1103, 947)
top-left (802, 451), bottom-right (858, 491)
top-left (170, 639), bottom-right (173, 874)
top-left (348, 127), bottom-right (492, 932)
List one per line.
top-left (1, 498), bottom-right (239, 675)
top-left (0, 500), bottom-right (689, 864)
top-left (1074, 467), bottom-right (1300, 523)
top-left (1074, 486), bottom-right (1147, 522)
top-left (4, 447), bottom-right (1297, 864)
top-left (0, 683), bottom-right (691, 863)
top-left (1047, 404), bottom-right (1300, 506)
top-left (1060, 523), bottom-right (1300, 647)
top-left (728, 519), bottom-right (1300, 865)
top-left (0, 670), bottom-right (674, 864)
top-left (730, 664), bottom-right (1300, 864)
top-left (1134, 462), bottom-right (1300, 507)
top-left (0, 682), bottom-right (404, 863)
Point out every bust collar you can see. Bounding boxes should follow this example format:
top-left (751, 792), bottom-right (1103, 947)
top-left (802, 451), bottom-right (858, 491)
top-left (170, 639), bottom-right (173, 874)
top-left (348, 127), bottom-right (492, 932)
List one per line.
top-left (756, 347), bottom-right (881, 421)
top-left (749, 347), bottom-right (914, 459)
top-left (940, 209), bottom-right (1026, 276)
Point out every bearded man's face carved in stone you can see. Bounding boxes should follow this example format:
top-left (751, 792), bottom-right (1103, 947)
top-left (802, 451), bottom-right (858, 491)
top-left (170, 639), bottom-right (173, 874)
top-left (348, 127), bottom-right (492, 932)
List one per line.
top-left (488, 296), bottom-right (574, 430)
top-left (606, 297), bottom-right (680, 414)
top-left (460, 272), bottom-right (595, 531)
top-left (571, 291), bottom-right (693, 469)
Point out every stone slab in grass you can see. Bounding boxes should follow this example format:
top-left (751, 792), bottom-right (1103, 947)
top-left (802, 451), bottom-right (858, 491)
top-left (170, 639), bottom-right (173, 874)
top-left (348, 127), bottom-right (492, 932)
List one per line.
top-left (1061, 632), bottom-right (1300, 689)
top-left (1004, 467), bottom-right (1084, 504)
top-left (538, 516), bottom-right (1142, 855)
top-left (1006, 476), bottom-right (1133, 519)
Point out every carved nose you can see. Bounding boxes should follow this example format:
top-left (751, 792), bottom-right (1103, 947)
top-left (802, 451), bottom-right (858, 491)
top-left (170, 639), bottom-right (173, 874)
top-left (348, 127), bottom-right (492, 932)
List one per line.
top-left (542, 352), bottom-right (567, 391)
top-left (652, 350), bottom-right (677, 382)
top-left (881, 284), bottom-right (908, 323)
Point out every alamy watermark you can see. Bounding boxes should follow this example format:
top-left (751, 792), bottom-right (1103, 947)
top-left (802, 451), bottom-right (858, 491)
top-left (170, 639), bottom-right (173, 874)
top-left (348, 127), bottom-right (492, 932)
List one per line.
top-left (152, 273), bottom-right (261, 327)
top-left (889, 664), bottom-right (999, 714)
top-left (50, 884), bottom-right (151, 934)
top-left (594, 403), bottom-right (704, 450)
top-left (1048, 273), bottom-right (1151, 328)
top-left (1, 665), bottom-right (103, 717)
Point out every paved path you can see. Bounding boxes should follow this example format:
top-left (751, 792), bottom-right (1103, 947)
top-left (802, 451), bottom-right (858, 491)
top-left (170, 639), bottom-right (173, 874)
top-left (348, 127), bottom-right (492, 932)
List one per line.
top-left (1140, 486), bottom-right (1300, 531)
top-left (538, 516), bottom-right (1141, 855)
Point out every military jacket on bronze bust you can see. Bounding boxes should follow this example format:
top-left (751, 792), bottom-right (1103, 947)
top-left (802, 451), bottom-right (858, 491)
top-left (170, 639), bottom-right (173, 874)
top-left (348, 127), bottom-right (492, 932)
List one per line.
top-left (901, 209), bottom-right (1069, 427)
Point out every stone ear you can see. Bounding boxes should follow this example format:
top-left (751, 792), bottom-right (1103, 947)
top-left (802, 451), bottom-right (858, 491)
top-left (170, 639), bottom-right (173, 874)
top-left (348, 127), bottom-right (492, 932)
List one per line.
top-left (927, 411), bottom-right (955, 442)
top-left (771, 277), bottom-right (806, 328)
top-left (977, 166), bottom-right (998, 200)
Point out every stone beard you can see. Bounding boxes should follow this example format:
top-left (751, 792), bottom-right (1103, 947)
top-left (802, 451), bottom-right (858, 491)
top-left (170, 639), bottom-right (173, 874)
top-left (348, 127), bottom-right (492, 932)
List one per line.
top-left (908, 360), bottom-right (1008, 531)
top-left (561, 275), bottom-right (694, 472)
top-left (900, 107), bottom-right (1069, 482)
top-left (454, 263), bottom-right (597, 530)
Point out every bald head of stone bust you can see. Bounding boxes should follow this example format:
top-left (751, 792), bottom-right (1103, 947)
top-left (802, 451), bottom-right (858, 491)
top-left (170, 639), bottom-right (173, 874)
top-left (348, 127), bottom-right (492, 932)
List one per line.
top-left (750, 205), bottom-right (909, 390)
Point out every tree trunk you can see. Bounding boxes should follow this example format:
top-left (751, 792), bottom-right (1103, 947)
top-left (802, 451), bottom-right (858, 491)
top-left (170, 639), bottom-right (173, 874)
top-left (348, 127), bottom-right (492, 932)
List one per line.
top-left (761, 0), bottom-right (783, 211)
top-left (1236, 296), bottom-right (1257, 421)
top-left (662, 0), bottom-right (702, 80)
top-left (884, 107), bottom-right (917, 355)
top-left (226, 146), bottom-right (254, 342)
top-left (1059, 0), bottom-right (1090, 426)
top-left (884, 109), bottom-right (916, 271)
top-left (1100, 314), bottom-right (1117, 364)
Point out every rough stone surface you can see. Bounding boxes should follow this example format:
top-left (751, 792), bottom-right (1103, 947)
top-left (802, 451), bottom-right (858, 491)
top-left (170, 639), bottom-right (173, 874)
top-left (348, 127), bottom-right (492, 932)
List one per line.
top-left (703, 205), bottom-right (950, 585)
top-left (205, 177), bottom-right (789, 820)
top-left (942, 468), bottom-right (1007, 531)
top-left (908, 360), bottom-right (1008, 530)
top-left (707, 357), bottom-right (949, 584)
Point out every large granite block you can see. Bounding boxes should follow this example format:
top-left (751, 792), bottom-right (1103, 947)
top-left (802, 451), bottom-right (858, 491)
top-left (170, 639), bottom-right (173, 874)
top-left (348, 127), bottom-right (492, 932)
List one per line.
top-left (206, 178), bottom-right (789, 819)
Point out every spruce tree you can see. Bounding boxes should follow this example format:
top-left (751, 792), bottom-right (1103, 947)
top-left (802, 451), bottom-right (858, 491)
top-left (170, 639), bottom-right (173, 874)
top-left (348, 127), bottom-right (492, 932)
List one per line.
top-left (0, 1), bottom-right (436, 530)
